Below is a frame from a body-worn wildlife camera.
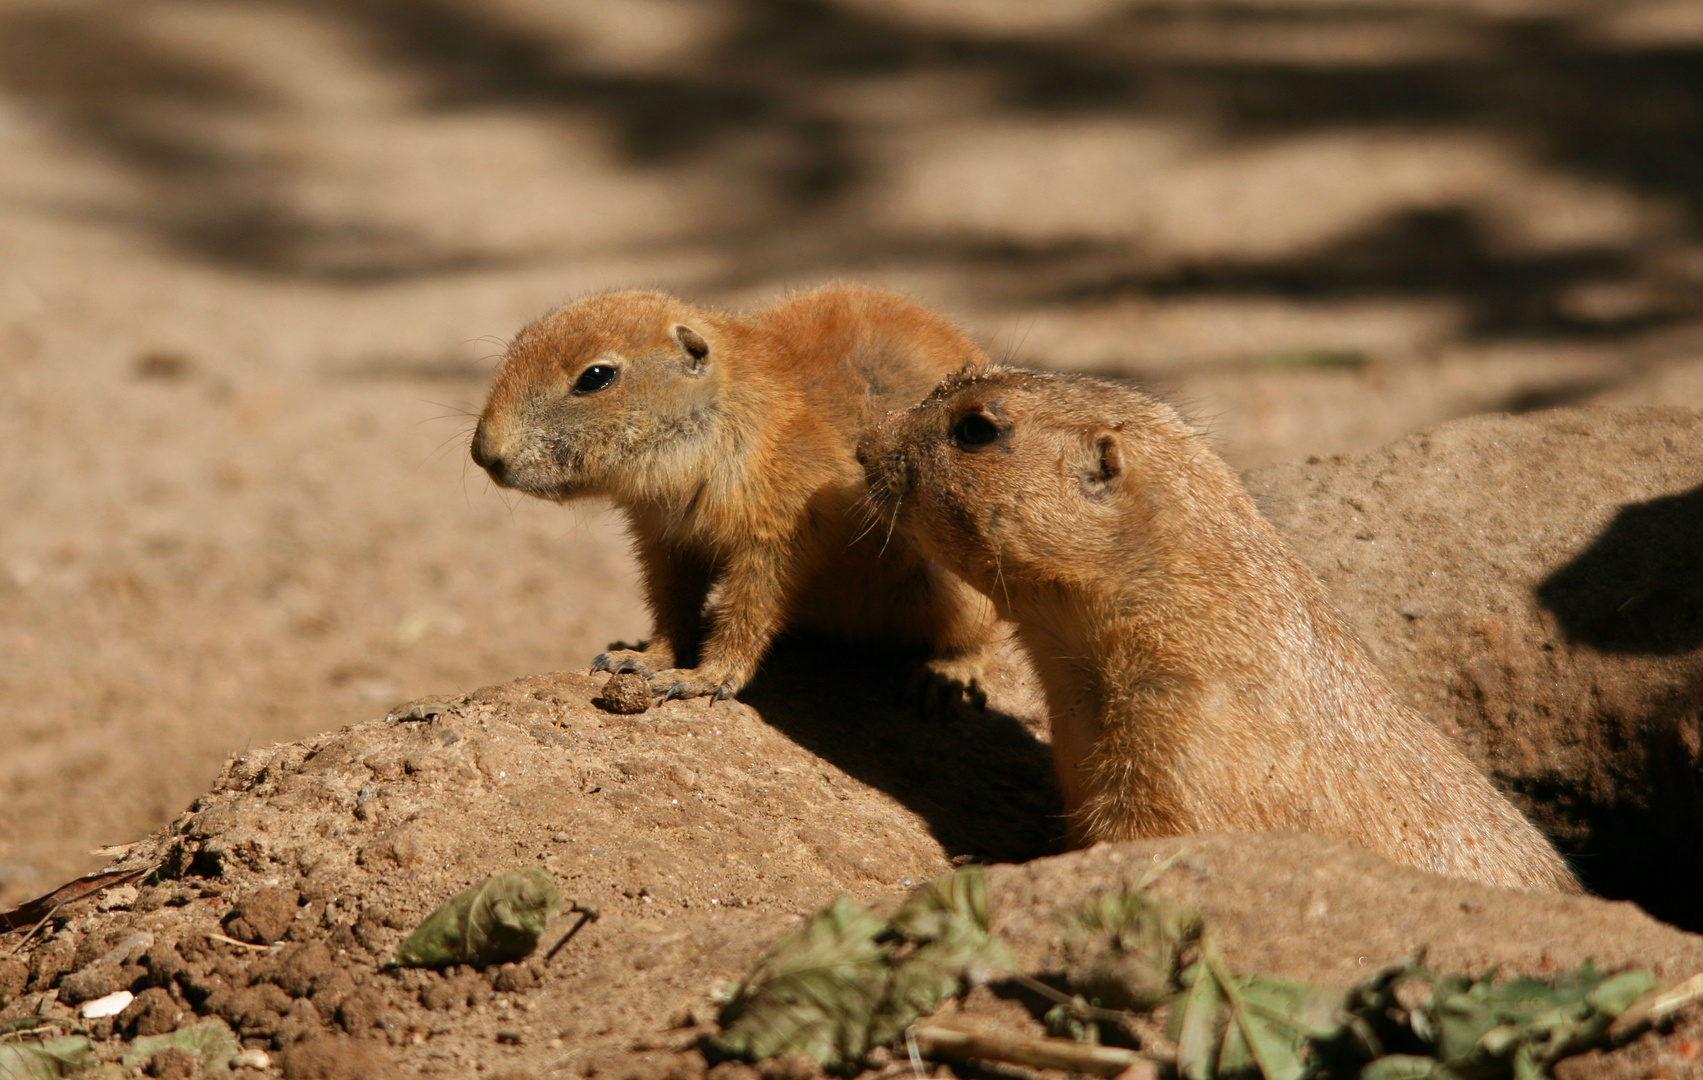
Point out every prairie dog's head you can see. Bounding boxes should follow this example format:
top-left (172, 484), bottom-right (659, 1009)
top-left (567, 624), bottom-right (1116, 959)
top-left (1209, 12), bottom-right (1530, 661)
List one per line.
top-left (471, 290), bottom-right (725, 503)
top-left (857, 367), bottom-right (1210, 605)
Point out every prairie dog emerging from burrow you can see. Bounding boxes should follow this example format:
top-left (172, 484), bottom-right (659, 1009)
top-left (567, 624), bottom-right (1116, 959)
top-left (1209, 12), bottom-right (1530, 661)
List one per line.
top-left (857, 366), bottom-right (1578, 892)
top-left (470, 285), bottom-right (1001, 703)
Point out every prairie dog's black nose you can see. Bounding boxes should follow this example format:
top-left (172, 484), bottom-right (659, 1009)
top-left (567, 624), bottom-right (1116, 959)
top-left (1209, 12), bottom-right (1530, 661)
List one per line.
top-left (470, 427), bottom-right (504, 477)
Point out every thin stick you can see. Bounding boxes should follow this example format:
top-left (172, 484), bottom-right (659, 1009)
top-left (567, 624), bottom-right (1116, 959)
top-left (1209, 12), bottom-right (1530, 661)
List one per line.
top-left (204, 933), bottom-right (275, 952)
top-left (1008, 973), bottom-right (1133, 1024)
top-left (910, 1025), bottom-right (1162, 1079)
top-left (7, 903), bottom-right (61, 957)
top-left (1134, 848), bottom-right (1188, 892)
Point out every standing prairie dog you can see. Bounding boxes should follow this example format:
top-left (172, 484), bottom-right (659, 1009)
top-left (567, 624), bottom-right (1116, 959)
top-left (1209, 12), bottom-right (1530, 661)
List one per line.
top-left (470, 285), bottom-right (1001, 703)
top-left (857, 367), bottom-right (1577, 891)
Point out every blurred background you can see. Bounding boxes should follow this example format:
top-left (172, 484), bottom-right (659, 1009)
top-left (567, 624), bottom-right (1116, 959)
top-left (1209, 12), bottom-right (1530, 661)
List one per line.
top-left (2, 0), bottom-right (1702, 906)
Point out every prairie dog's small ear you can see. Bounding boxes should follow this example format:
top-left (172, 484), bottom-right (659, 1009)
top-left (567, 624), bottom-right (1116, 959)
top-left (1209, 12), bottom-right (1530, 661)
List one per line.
top-left (673, 324), bottom-right (710, 369)
top-left (1080, 430), bottom-right (1124, 497)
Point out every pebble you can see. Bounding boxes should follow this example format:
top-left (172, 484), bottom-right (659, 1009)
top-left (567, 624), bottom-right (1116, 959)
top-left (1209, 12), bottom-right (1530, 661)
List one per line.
top-left (78, 990), bottom-right (132, 1019)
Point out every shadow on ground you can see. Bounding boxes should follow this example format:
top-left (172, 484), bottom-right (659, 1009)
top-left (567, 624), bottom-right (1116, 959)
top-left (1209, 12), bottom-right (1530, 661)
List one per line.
top-left (739, 636), bottom-right (1066, 865)
top-left (1529, 483), bottom-right (1703, 929)
top-left (1537, 483), bottom-right (1703, 656)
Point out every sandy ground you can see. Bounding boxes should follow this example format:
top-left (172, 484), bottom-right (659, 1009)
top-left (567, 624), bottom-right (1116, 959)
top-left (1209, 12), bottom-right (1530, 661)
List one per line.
top-left (3, 0), bottom-right (1703, 920)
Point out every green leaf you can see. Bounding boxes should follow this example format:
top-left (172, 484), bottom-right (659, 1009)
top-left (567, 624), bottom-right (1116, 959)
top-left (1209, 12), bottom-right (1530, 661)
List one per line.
top-left (1043, 1000), bottom-right (1101, 1044)
top-left (1062, 888), bottom-right (1205, 1010)
top-left (710, 895), bottom-right (891, 1068)
top-left (1167, 939), bottom-right (1346, 1080)
top-left (1587, 969), bottom-right (1655, 1017)
top-left (121, 1017), bottom-right (240, 1074)
top-left (1208, 949), bottom-right (1343, 1080)
top-left (888, 865), bottom-right (992, 943)
top-left (0, 1036), bottom-right (92, 1080)
top-left (869, 868), bottom-right (1014, 1048)
top-left (1174, 960), bottom-right (1228, 1080)
top-left (1217, 1008), bottom-right (1253, 1077)
top-left (1346, 960), bottom-right (1657, 1079)
top-left (394, 867), bottom-right (562, 968)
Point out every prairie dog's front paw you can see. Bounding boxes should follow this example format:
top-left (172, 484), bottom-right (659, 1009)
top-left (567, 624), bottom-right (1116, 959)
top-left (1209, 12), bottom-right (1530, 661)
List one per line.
top-left (592, 646), bottom-right (668, 677)
top-left (646, 668), bottom-right (741, 702)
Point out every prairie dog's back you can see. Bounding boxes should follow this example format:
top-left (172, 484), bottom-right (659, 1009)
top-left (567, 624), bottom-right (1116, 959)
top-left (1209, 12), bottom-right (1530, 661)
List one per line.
top-left (753, 286), bottom-right (985, 439)
top-left (858, 367), bottom-right (1579, 893)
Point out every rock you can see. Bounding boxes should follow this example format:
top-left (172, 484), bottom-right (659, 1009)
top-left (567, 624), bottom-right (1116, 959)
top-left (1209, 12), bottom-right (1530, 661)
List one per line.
top-left (78, 988), bottom-right (134, 1018)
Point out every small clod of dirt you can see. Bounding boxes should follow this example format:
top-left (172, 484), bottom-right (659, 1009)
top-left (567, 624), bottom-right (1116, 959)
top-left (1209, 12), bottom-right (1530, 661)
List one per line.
top-left (133, 350), bottom-right (194, 381)
top-left (596, 672), bottom-right (653, 714)
top-left (121, 986), bottom-right (186, 1037)
top-left (146, 1047), bottom-right (200, 1080)
top-left (223, 886), bottom-right (301, 945)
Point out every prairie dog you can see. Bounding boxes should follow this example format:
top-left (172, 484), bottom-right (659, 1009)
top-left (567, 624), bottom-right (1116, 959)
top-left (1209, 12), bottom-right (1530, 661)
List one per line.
top-left (857, 367), bottom-right (1577, 892)
top-left (471, 285), bottom-right (1001, 702)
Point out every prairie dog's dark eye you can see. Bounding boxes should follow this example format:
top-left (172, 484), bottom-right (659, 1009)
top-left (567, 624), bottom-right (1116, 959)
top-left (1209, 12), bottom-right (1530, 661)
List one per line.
top-left (950, 412), bottom-right (1001, 448)
top-left (573, 364), bottom-right (618, 394)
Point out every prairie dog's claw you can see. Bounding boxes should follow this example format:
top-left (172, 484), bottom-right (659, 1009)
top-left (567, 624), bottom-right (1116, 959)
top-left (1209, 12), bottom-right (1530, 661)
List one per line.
top-left (594, 648), bottom-right (656, 678)
top-left (648, 668), bottom-right (741, 703)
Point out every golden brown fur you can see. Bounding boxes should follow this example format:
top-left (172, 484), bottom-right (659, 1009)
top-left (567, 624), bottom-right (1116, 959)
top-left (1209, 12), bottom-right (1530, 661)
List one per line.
top-left (858, 366), bottom-right (1578, 892)
top-left (471, 285), bottom-right (1000, 701)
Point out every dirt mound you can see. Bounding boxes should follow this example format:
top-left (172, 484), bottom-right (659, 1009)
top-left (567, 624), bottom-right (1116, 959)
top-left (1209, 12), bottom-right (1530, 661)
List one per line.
top-left (6, 405), bottom-right (1703, 1078)
top-left (0, 655), bottom-right (1059, 1078)
top-left (5, 675), bottom-right (1702, 1080)
top-left (1248, 405), bottom-right (1703, 926)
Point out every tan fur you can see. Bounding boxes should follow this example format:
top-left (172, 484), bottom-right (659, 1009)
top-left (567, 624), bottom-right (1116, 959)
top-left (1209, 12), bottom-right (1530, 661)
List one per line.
top-left (471, 285), bottom-right (1001, 701)
top-left (858, 366), bottom-right (1579, 892)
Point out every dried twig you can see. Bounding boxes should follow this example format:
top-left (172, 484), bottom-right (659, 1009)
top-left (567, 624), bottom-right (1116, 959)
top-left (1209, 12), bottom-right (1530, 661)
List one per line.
top-left (204, 933), bottom-right (275, 952)
top-left (6, 903), bottom-right (62, 957)
top-left (1009, 973), bottom-right (1132, 1024)
top-left (0, 864), bottom-right (156, 933)
top-left (909, 1025), bottom-right (1165, 1079)
top-left (544, 903), bottom-right (601, 962)
top-left (1610, 972), bottom-right (1703, 1041)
